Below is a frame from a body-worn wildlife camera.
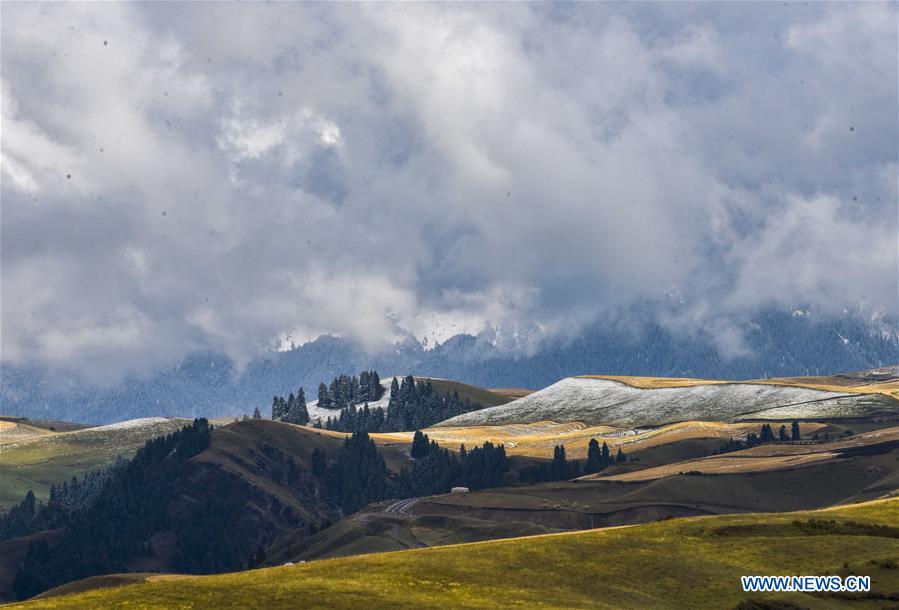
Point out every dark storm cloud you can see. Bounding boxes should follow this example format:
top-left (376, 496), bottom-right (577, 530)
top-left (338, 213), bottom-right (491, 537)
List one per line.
top-left (1, 2), bottom-right (896, 380)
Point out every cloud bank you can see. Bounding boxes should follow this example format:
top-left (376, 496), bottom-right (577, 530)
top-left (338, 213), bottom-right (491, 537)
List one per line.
top-left (1, 2), bottom-right (896, 381)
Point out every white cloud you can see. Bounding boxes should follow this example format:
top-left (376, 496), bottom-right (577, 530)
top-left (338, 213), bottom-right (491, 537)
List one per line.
top-left (0, 2), bottom-right (895, 381)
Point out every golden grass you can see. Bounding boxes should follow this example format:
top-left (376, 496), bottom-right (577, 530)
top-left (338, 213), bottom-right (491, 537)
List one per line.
top-left (487, 388), bottom-right (535, 398)
top-left (579, 375), bottom-right (733, 388)
top-left (580, 373), bottom-right (899, 397)
top-left (9, 499), bottom-right (898, 609)
top-left (590, 425), bottom-right (899, 482)
top-left (0, 422), bottom-right (56, 445)
top-left (301, 420), bottom-right (830, 460)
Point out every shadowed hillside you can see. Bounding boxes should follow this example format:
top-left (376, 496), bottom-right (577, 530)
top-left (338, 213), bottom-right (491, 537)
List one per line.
top-left (7, 499), bottom-right (898, 609)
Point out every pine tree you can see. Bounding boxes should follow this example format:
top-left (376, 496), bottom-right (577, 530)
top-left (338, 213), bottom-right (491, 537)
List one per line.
top-left (616, 447), bottom-right (626, 463)
top-left (778, 425), bottom-right (788, 442)
top-left (552, 445), bottom-right (569, 481)
top-left (586, 438), bottom-right (602, 474)
top-left (359, 371), bottom-right (371, 402)
top-left (271, 395), bottom-right (281, 420)
top-left (370, 371), bottom-right (381, 399)
top-left (791, 421), bottom-right (800, 441)
top-left (283, 388), bottom-right (309, 425)
top-left (253, 407), bottom-right (261, 419)
top-left (311, 448), bottom-right (327, 477)
top-left (411, 430), bottom-right (430, 459)
top-left (601, 441), bottom-right (610, 466)
top-left (318, 383), bottom-right (332, 409)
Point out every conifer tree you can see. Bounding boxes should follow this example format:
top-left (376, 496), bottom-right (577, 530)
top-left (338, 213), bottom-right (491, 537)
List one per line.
top-left (252, 407), bottom-right (261, 419)
top-left (411, 430), bottom-right (430, 458)
top-left (586, 438), bottom-right (602, 474)
top-left (271, 395), bottom-right (281, 420)
top-left (318, 383), bottom-right (332, 409)
top-left (552, 445), bottom-right (569, 480)
top-left (791, 421), bottom-right (800, 441)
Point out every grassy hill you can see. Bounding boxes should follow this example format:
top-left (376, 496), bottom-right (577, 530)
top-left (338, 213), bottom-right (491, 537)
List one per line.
top-left (0, 419), bottom-right (417, 601)
top-left (256, 434), bottom-right (898, 564)
top-left (0, 417), bottom-right (189, 507)
top-left (9, 499), bottom-right (898, 609)
top-left (586, 426), bottom-right (899, 482)
top-left (437, 373), bottom-right (899, 428)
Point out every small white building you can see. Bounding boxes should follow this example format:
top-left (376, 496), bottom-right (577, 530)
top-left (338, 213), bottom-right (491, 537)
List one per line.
top-left (451, 486), bottom-right (470, 494)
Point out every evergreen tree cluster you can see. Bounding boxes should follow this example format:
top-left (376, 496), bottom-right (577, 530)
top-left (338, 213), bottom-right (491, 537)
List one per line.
top-left (322, 402), bottom-right (385, 434)
top-left (521, 440), bottom-right (625, 483)
top-left (717, 421), bottom-right (802, 454)
top-left (324, 375), bottom-right (481, 433)
top-left (385, 376), bottom-right (479, 431)
top-left (316, 371), bottom-right (382, 411)
top-left (12, 419), bottom-right (213, 600)
top-left (1, 458), bottom-right (130, 543)
top-left (271, 387), bottom-right (310, 424)
top-left (308, 432), bottom-right (390, 514)
top-left (399, 432), bottom-right (511, 496)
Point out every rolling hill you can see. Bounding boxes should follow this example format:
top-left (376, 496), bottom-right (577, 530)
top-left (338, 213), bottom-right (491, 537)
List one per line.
top-left (0, 417), bottom-right (190, 507)
top-left (586, 425), bottom-right (899, 482)
top-left (281, 432), bottom-right (898, 562)
top-left (7, 498), bottom-right (898, 609)
top-left (437, 372), bottom-right (899, 428)
top-left (0, 419), bottom-right (416, 601)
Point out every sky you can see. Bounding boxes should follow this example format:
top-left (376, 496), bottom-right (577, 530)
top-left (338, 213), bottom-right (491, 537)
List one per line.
top-left (1, 2), bottom-right (897, 382)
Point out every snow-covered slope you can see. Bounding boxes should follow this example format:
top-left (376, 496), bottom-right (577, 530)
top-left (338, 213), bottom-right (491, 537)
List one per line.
top-left (436, 377), bottom-right (898, 428)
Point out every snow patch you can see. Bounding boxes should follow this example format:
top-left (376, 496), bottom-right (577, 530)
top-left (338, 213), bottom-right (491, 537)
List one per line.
top-left (436, 377), bottom-right (896, 428)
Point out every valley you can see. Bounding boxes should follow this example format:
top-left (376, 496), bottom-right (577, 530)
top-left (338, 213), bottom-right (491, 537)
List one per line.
top-left (1, 367), bottom-right (897, 606)
top-left (7, 499), bottom-right (898, 609)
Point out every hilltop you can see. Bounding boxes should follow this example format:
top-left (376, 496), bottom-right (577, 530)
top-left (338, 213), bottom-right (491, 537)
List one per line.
top-left (0, 417), bottom-right (189, 507)
top-left (0, 419), bottom-right (411, 601)
top-left (7, 499), bottom-right (898, 609)
top-left (438, 371), bottom-right (899, 428)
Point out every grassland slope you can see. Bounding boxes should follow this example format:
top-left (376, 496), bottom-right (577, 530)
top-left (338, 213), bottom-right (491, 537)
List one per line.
top-left (0, 417), bottom-right (189, 507)
top-left (438, 376), bottom-right (898, 428)
top-left (7, 499), bottom-right (898, 609)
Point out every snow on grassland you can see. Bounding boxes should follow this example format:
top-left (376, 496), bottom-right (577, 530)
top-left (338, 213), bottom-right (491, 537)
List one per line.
top-left (89, 417), bottom-right (176, 431)
top-left (436, 377), bottom-right (898, 428)
top-left (1, 417), bottom-right (188, 454)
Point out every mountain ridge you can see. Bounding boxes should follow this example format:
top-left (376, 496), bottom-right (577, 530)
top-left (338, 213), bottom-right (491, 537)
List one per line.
top-left (3, 307), bottom-right (897, 424)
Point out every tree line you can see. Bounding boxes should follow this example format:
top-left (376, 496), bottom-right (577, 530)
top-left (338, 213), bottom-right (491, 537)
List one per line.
top-left (520, 439), bottom-right (626, 483)
top-left (321, 375), bottom-right (482, 433)
top-left (268, 370), bottom-right (383, 424)
top-left (271, 387), bottom-right (310, 424)
top-left (308, 430), bottom-right (512, 514)
top-left (316, 371), bottom-right (382, 410)
top-left (12, 419), bottom-right (213, 600)
top-left (0, 458), bottom-right (128, 542)
top-left (716, 421), bottom-right (802, 454)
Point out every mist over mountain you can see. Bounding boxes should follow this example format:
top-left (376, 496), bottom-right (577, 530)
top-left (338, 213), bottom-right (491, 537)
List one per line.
top-left (4, 306), bottom-right (896, 424)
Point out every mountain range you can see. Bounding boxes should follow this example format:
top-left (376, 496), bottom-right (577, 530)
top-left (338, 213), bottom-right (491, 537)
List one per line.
top-left (3, 306), bottom-right (897, 424)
